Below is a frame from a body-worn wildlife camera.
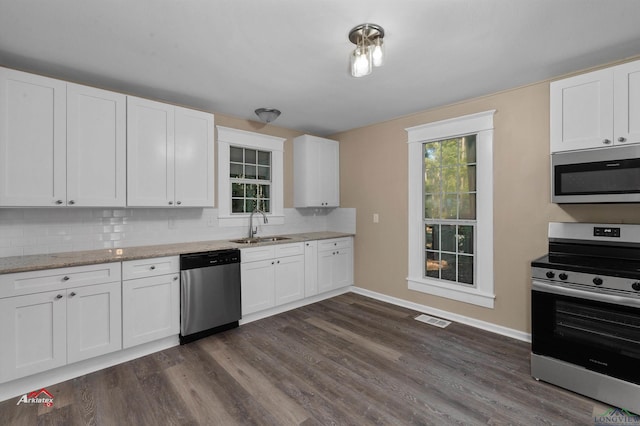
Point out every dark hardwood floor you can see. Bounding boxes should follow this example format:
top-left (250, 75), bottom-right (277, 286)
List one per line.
top-left (0, 293), bottom-right (603, 425)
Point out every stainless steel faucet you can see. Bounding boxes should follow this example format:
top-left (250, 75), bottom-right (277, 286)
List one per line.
top-left (249, 208), bottom-right (268, 238)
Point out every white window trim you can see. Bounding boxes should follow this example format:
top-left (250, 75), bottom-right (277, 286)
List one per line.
top-left (406, 110), bottom-right (496, 308)
top-left (217, 126), bottom-right (285, 227)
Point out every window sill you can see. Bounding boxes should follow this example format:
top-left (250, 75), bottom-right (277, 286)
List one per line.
top-left (407, 277), bottom-right (495, 308)
top-left (217, 214), bottom-right (285, 227)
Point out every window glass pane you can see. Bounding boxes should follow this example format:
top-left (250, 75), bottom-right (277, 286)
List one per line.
top-left (424, 144), bottom-right (440, 169)
top-left (425, 224), bottom-right (439, 250)
top-left (442, 167), bottom-right (458, 193)
top-left (230, 163), bottom-right (243, 178)
top-left (245, 165), bottom-right (257, 179)
top-left (441, 225), bottom-right (457, 252)
top-left (258, 184), bottom-right (270, 199)
top-left (246, 184), bottom-right (257, 198)
top-left (425, 251), bottom-right (440, 278)
top-left (230, 147), bottom-right (244, 163)
top-left (424, 169), bottom-right (439, 194)
top-left (232, 199), bottom-right (244, 213)
top-left (458, 225), bottom-right (474, 254)
top-left (231, 183), bottom-right (244, 197)
top-left (245, 199), bottom-right (257, 212)
top-left (440, 253), bottom-right (457, 281)
top-left (458, 255), bottom-right (474, 285)
top-left (461, 135), bottom-right (476, 164)
top-left (459, 193), bottom-right (476, 220)
top-left (442, 194), bottom-right (457, 219)
top-left (424, 194), bottom-right (439, 219)
top-left (258, 166), bottom-right (270, 180)
top-left (245, 149), bottom-right (257, 164)
top-left (459, 165), bottom-right (476, 192)
top-left (258, 151), bottom-right (270, 166)
top-left (259, 199), bottom-right (270, 212)
top-left (441, 139), bottom-right (459, 164)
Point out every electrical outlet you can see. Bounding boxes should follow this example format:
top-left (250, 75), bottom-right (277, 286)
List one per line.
top-left (373, 213), bottom-right (379, 223)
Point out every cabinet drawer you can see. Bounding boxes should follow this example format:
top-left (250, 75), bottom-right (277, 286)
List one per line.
top-left (0, 262), bottom-right (121, 299)
top-left (318, 237), bottom-right (352, 252)
top-left (274, 242), bottom-right (304, 258)
top-left (241, 245), bottom-right (275, 263)
top-left (122, 256), bottom-right (179, 280)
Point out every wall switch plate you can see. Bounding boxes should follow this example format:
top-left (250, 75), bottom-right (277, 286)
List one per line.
top-left (373, 213), bottom-right (379, 223)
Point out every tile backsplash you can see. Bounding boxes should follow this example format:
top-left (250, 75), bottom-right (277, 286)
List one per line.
top-left (0, 207), bottom-right (356, 257)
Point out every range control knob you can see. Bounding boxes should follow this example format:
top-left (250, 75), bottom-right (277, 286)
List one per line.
top-left (632, 282), bottom-right (640, 291)
top-left (545, 271), bottom-right (555, 279)
top-left (593, 277), bottom-right (603, 286)
top-left (559, 273), bottom-right (568, 281)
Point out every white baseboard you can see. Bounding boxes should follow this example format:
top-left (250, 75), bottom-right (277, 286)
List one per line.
top-left (0, 336), bottom-right (179, 403)
top-left (350, 286), bottom-right (531, 343)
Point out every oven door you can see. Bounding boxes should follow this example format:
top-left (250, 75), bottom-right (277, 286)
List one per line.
top-left (532, 280), bottom-right (640, 385)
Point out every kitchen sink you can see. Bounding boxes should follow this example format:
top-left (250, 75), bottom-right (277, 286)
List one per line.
top-left (229, 236), bottom-right (291, 244)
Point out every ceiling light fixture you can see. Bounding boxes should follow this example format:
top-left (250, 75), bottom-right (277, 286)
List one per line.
top-left (254, 108), bottom-right (281, 123)
top-left (348, 23), bottom-right (385, 78)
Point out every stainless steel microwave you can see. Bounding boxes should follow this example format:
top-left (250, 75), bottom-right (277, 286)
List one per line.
top-left (552, 145), bottom-right (640, 203)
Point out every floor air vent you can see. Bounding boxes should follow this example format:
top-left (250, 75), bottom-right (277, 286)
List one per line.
top-left (415, 314), bottom-right (451, 328)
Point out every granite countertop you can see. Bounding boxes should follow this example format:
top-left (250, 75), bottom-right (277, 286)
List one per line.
top-left (0, 231), bottom-right (353, 275)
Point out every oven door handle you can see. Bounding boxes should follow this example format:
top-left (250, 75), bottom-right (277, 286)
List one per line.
top-left (532, 280), bottom-right (640, 308)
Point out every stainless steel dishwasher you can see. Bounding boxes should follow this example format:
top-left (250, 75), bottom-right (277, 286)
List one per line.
top-left (179, 249), bottom-right (241, 344)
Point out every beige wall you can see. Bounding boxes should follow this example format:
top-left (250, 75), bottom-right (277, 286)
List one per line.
top-left (332, 77), bottom-right (640, 334)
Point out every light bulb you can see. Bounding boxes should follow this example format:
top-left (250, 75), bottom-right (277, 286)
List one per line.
top-left (372, 38), bottom-right (384, 67)
top-left (351, 46), bottom-right (372, 77)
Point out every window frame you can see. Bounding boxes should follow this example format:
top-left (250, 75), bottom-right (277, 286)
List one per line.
top-left (217, 126), bottom-right (285, 227)
top-left (406, 110), bottom-right (495, 308)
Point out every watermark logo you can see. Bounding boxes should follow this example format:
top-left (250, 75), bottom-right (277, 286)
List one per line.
top-left (594, 407), bottom-right (640, 425)
top-left (16, 388), bottom-right (54, 407)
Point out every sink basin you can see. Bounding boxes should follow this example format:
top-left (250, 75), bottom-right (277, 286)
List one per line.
top-left (229, 236), bottom-right (291, 244)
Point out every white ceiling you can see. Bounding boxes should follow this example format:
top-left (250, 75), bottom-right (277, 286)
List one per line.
top-left (1, 0), bottom-right (640, 136)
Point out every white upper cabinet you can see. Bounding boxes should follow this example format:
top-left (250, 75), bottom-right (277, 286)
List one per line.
top-left (127, 96), bottom-right (214, 207)
top-left (0, 67), bottom-right (67, 206)
top-left (67, 83), bottom-right (126, 206)
top-left (293, 134), bottom-right (340, 208)
top-left (550, 59), bottom-right (640, 152)
top-left (0, 67), bottom-right (126, 207)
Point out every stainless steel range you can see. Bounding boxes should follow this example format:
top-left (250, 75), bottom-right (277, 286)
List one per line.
top-left (531, 222), bottom-right (640, 414)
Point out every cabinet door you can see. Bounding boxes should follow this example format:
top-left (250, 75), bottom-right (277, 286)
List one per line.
top-left (127, 96), bottom-right (175, 206)
top-left (241, 260), bottom-right (275, 315)
top-left (174, 106), bottom-right (215, 207)
top-left (0, 67), bottom-right (66, 206)
top-left (0, 290), bottom-right (67, 382)
top-left (274, 255), bottom-right (305, 305)
top-left (67, 282), bottom-right (122, 364)
top-left (550, 68), bottom-right (614, 152)
top-left (304, 241), bottom-right (318, 297)
top-left (317, 249), bottom-right (335, 294)
top-left (122, 274), bottom-right (180, 348)
top-left (319, 138), bottom-right (340, 207)
top-left (614, 60), bottom-right (640, 146)
top-left (67, 83), bottom-right (126, 207)
top-left (332, 247), bottom-right (353, 289)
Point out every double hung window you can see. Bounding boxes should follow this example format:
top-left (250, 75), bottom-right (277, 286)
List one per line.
top-left (406, 111), bottom-right (495, 308)
top-left (230, 146), bottom-right (271, 213)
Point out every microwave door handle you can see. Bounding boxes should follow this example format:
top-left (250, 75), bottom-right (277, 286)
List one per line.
top-left (532, 280), bottom-right (640, 308)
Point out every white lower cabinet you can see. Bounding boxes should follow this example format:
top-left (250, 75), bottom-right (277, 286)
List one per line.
top-left (0, 263), bottom-right (122, 383)
top-left (241, 243), bottom-right (305, 316)
top-left (318, 237), bottom-right (354, 293)
top-left (122, 256), bottom-right (180, 348)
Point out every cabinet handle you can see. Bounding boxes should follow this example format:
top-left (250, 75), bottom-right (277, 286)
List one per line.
top-left (603, 139), bottom-right (612, 144)
top-left (55, 200), bottom-right (63, 205)
top-left (176, 201), bottom-right (182, 205)
top-left (277, 260), bottom-right (280, 264)
top-left (55, 294), bottom-right (63, 300)
top-left (173, 276), bottom-right (178, 281)
top-left (63, 276), bottom-right (70, 281)
top-left (168, 201), bottom-right (174, 205)
top-left (150, 265), bottom-right (156, 270)
top-left (618, 137), bottom-right (627, 143)
top-left (69, 292), bottom-right (76, 297)
top-left (271, 261), bottom-right (275, 265)
top-left (68, 200), bottom-right (75, 205)
top-left (336, 250), bottom-right (340, 254)
top-left (333, 251), bottom-right (336, 255)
